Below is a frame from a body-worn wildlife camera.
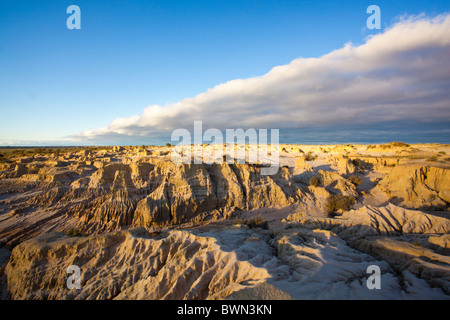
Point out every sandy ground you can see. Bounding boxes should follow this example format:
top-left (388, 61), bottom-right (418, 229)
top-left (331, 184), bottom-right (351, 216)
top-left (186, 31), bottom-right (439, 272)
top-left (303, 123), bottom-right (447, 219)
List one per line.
top-left (0, 142), bottom-right (449, 299)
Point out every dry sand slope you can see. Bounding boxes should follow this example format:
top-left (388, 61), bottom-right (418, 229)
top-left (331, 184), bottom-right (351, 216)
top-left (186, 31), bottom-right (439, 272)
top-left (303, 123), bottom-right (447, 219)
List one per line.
top-left (0, 142), bottom-right (449, 299)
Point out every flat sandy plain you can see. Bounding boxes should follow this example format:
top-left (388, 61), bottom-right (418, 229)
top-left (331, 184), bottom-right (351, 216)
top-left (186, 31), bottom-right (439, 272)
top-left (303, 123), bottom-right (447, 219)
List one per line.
top-left (0, 142), bottom-right (449, 299)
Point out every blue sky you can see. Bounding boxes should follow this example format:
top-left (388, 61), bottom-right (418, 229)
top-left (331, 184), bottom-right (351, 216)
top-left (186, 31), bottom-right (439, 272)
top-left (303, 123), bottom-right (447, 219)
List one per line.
top-left (1, 0), bottom-right (450, 145)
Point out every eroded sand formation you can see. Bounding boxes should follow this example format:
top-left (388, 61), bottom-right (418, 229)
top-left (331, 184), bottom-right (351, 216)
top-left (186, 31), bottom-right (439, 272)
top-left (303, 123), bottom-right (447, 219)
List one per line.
top-left (0, 142), bottom-right (449, 299)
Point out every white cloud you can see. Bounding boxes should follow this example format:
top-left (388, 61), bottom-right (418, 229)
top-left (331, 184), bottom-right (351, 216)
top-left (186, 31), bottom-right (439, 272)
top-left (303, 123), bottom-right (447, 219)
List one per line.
top-left (72, 14), bottom-right (450, 143)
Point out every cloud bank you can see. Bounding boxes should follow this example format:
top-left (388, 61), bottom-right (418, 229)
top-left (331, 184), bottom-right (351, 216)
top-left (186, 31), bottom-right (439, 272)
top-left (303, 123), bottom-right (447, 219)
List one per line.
top-left (72, 14), bottom-right (450, 144)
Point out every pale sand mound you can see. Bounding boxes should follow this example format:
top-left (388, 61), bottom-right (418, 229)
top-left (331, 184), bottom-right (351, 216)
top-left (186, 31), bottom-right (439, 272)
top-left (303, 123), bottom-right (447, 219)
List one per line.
top-left (4, 224), bottom-right (449, 300)
top-left (282, 204), bottom-right (450, 297)
top-left (4, 228), bottom-right (272, 300)
top-left (428, 234), bottom-right (450, 254)
top-left (354, 237), bottom-right (450, 295)
top-left (225, 282), bottom-right (293, 300)
top-left (338, 203), bottom-right (450, 237)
